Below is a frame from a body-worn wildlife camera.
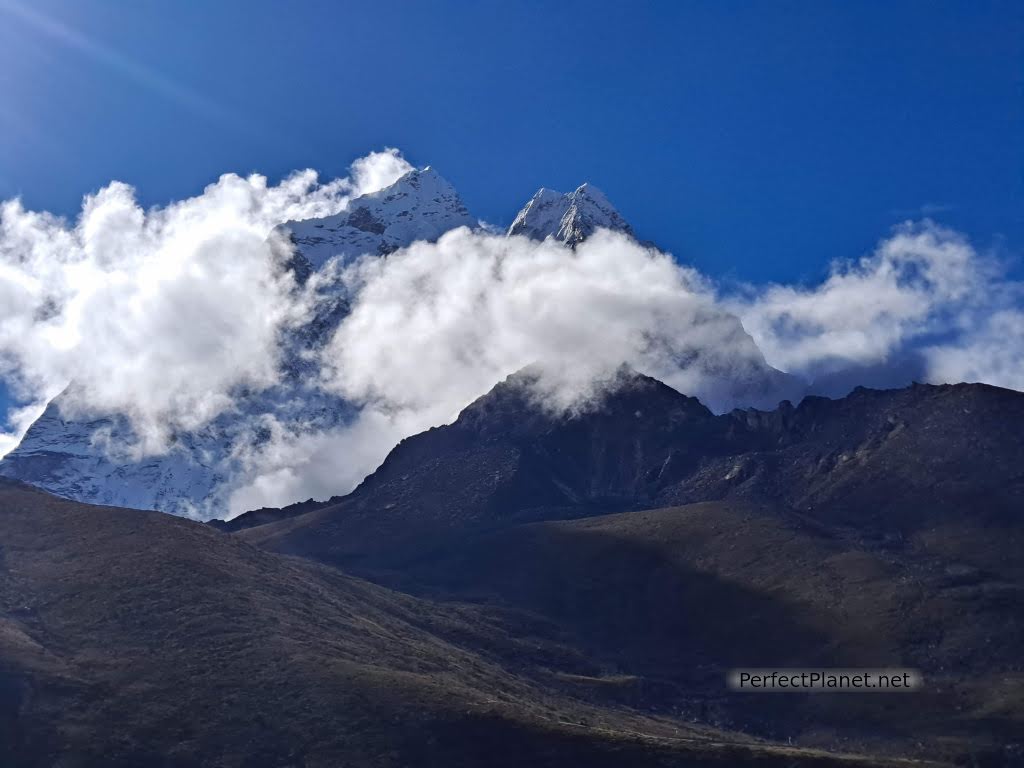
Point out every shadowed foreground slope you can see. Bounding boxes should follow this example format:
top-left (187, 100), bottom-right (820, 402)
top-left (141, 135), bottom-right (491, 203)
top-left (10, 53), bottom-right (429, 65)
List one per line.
top-left (0, 480), bottom-right (908, 767)
top-left (394, 501), bottom-right (1024, 761)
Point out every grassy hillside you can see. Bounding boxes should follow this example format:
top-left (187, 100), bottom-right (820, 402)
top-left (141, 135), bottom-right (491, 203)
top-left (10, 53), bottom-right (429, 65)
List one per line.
top-left (0, 480), bottom-right (911, 767)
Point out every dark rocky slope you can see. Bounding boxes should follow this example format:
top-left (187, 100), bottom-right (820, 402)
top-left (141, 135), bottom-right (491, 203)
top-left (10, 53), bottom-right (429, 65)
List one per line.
top-left (233, 371), bottom-right (1024, 764)
top-left (238, 371), bottom-right (1023, 576)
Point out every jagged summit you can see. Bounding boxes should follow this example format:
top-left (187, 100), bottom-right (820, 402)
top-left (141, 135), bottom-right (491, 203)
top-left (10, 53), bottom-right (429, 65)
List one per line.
top-left (280, 166), bottom-right (475, 268)
top-left (452, 363), bottom-right (715, 441)
top-left (508, 182), bottom-right (635, 245)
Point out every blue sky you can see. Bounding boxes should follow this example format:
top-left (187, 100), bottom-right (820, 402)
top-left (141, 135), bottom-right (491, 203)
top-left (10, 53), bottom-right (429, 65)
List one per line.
top-left (1, 0), bottom-right (1020, 285)
top-left (0, 0), bottom-right (1022, 425)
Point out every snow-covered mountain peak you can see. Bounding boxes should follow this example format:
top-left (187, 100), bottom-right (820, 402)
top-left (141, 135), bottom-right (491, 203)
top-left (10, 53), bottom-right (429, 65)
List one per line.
top-left (280, 166), bottom-right (474, 269)
top-left (571, 182), bottom-right (608, 202)
top-left (507, 183), bottom-right (634, 246)
top-left (375, 165), bottom-right (448, 198)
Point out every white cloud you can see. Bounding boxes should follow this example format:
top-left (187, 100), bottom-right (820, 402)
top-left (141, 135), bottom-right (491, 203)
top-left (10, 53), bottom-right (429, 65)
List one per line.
top-left (924, 309), bottom-right (1024, 390)
top-left (0, 149), bottom-right (411, 457)
top-left (731, 221), bottom-right (1019, 387)
top-left (1, 153), bottom-right (1022, 519)
top-left (225, 220), bottom-right (1021, 515)
top-left (349, 149), bottom-right (415, 198)
top-left (226, 407), bottom-right (443, 514)
top-left (221, 228), bottom-right (798, 515)
top-left (321, 227), bottom-right (789, 416)
top-left (0, 400), bottom-right (47, 459)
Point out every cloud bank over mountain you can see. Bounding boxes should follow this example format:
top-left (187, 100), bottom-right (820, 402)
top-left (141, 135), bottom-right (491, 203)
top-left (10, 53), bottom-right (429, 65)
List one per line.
top-left (227, 227), bottom-right (780, 512)
top-left (0, 149), bottom-right (1021, 514)
top-left (734, 221), bottom-right (1024, 395)
top-left (0, 149), bottom-right (412, 457)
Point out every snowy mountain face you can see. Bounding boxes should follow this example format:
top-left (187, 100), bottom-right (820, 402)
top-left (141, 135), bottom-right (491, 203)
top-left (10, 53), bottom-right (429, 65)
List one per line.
top-left (0, 168), bottom-right (472, 518)
top-left (0, 170), bottom-right (800, 518)
top-left (0, 406), bottom-right (223, 515)
top-left (280, 167), bottom-right (475, 270)
top-left (507, 183), bottom-right (635, 245)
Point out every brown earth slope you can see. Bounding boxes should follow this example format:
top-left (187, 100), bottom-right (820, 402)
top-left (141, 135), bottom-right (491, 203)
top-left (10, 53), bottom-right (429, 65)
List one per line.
top-left (0, 480), bottom-right (911, 768)
top-left (388, 501), bottom-right (1024, 761)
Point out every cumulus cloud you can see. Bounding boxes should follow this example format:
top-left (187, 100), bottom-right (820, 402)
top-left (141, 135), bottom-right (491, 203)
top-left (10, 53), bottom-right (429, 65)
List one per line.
top-left (226, 408), bottom-right (436, 514)
top-left (323, 227), bottom-right (792, 411)
top-left (731, 221), bottom-right (1023, 392)
top-left (0, 152), bottom-right (1021, 518)
top-left (224, 219), bottom-right (1023, 515)
top-left (924, 309), bottom-right (1024, 390)
top-left (0, 401), bottom-right (47, 459)
top-left (0, 149), bottom-right (411, 456)
top-left (224, 229), bottom-right (786, 512)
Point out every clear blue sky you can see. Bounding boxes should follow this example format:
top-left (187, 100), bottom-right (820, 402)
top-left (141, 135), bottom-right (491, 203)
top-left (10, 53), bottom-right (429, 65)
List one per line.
top-left (1, 0), bottom-right (1020, 286)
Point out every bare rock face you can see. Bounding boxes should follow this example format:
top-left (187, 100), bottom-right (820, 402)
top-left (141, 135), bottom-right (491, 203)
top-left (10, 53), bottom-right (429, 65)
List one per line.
top-left (239, 370), bottom-right (1024, 569)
